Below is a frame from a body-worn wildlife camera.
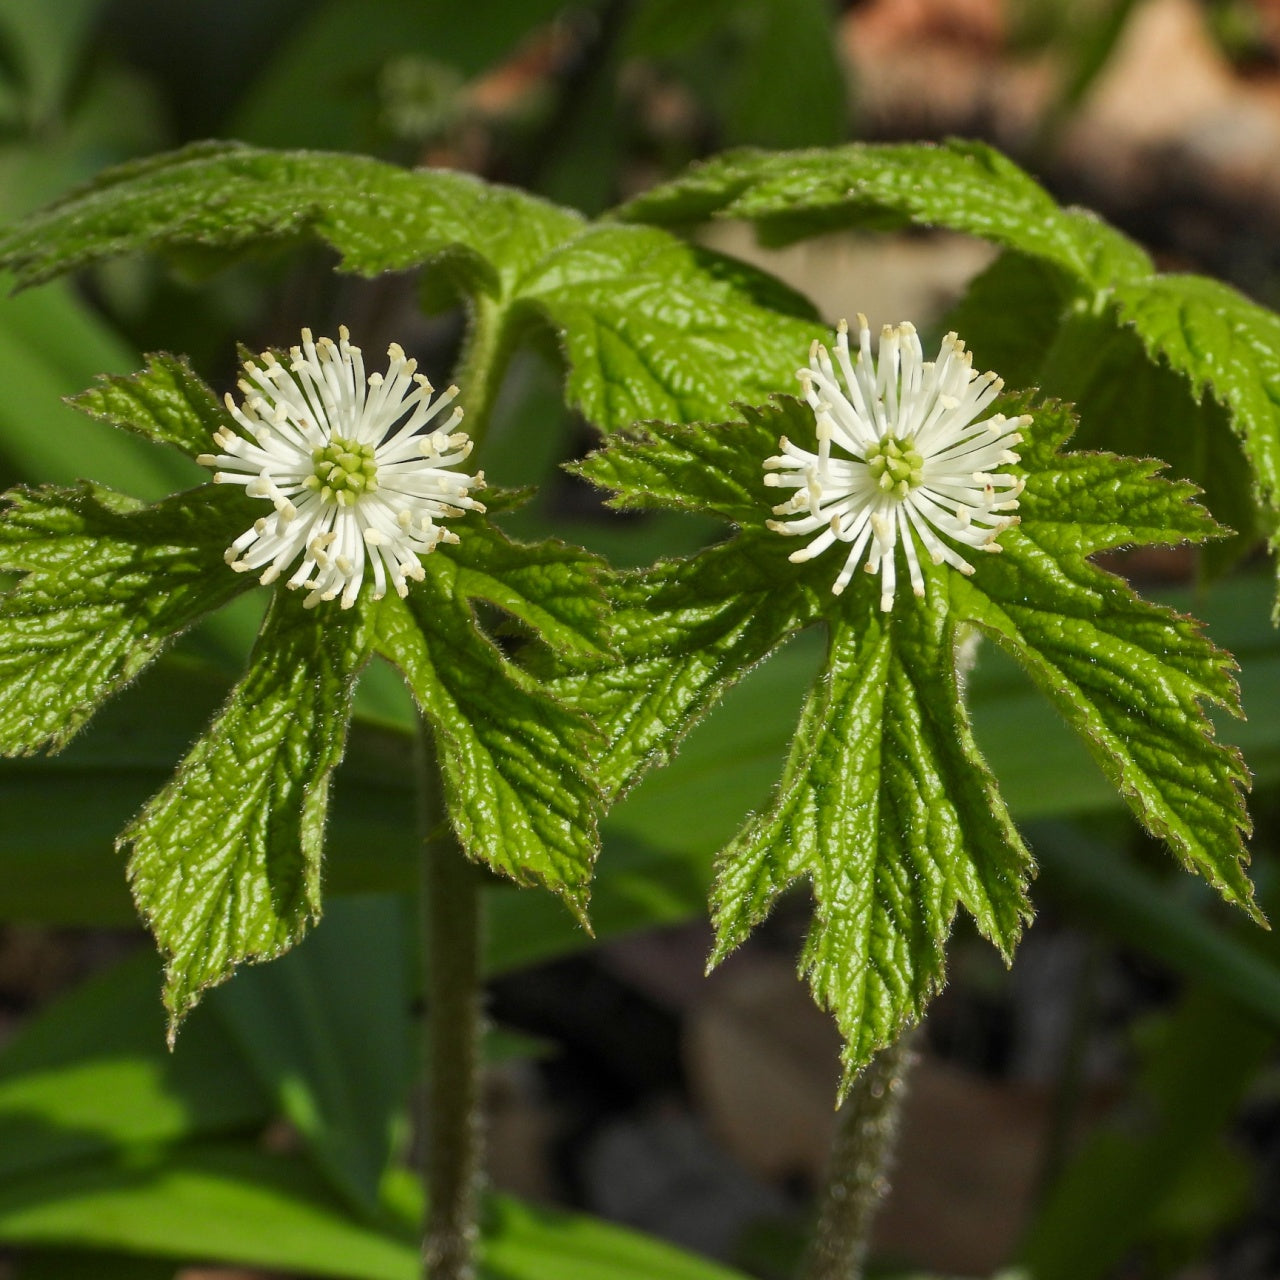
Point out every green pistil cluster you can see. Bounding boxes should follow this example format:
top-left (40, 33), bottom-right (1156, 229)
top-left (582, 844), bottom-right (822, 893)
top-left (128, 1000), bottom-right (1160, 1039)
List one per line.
top-left (865, 434), bottom-right (924, 499)
top-left (304, 436), bottom-right (380, 507)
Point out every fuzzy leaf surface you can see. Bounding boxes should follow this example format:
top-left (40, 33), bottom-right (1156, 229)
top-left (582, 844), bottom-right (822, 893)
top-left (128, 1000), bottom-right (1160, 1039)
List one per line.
top-left (950, 256), bottom-right (1263, 573)
top-left (0, 142), bottom-right (582, 296)
top-left (70, 353), bottom-right (232, 461)
top-left (1113, 276), bottom-right (1280, 581)
top-left (441, 520), bottom-right (611, 663)
top-left (124, 591), bottom-right (374, 1033)
top-left (0, 144), bottom-right (831, 438)
top-left (576, 394), bottom-right (1253, 1079)
top-left (375, 532), bottom-right (606, 910)
top-left (516, 222), bottom-right (825, 430)
top-left (616, 140), bottom-right (1151, 288)
top-left (0, 483), bottom-right (253, 755)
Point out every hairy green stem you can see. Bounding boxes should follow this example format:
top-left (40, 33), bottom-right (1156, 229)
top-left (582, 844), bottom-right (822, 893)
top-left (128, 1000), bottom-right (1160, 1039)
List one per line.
top-left (800, 1033), bottom-right (918, 1280)
top-left (452, 292), bottom-right (510, 446)
top-left (416, 717), bottom-right (486, 1280)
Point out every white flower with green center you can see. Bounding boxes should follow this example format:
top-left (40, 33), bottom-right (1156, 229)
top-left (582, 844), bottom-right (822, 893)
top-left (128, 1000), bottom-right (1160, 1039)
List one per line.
top-left (765, 317), bottom-right (1028, 610)
top-left (200, 327), bottom-right (485, 609)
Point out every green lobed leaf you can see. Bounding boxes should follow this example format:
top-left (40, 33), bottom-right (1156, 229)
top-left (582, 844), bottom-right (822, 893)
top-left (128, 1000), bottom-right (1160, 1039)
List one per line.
top-left (574, 391), bottom-right (1256, 1077)
top-left (0, 482), bottom-right (254, 754)
top-left (954, 402), bottom-right (1255, 915)
top-left (563, 398), bottom-right (831, 800)
top-left (70, 351), bottom-right (234, 461)
top-left (711, 600), bottom-right (1030, 1081)
top-left (124, 588), bottom-right (375, 1034)
top-left (553, 538), bottom-right (809, 803)
top-left (571, 399), bottom-right (784, 523)
top-left (1112, 275), bottom-right (1280, 587)
top-left (514, 223), bottom-right (826, 430)
top-left (940, 249), bottom-right (1078, 393)
top-left (0, 141), bottom-right (582, 295)
top-left (441, 519), bottom-right (611, 663)
top-left (948, 257), bottom-right (1264, 576)
top-left (375, 542), bottom-right (603, 910)
top-left (0, 143), bottom-right (835, 444)
top-left (614, 139), bottom-right (1152, 288)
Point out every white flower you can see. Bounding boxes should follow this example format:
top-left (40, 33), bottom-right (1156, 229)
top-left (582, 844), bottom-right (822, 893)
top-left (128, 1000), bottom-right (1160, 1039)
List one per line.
top-left (200, 327), bottom-right (485, 609)
top-left (764, 317), bottom-right (1028, 610)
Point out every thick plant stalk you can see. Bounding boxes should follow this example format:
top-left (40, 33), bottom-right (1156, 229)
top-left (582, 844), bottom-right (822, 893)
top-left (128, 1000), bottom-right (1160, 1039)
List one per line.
top-left (417, 719), bottom-right (486, 1280)
top-left (800, 1032), bottom-right (918, 1280)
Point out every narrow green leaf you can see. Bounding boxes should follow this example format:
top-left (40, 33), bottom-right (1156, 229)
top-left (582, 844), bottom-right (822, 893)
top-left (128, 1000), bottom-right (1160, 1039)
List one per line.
top-left (516, 223), bottom-right (825, 430)
top-left (720, 0), bottom-right (848, 149)
top-left (0, 950), bottom-right (268, 1184)
top-left (1033, 822), bottom-right (1280, 1032)
top-left (0, 1143), bottom-right (416, 1280)
top-left (0, 1143), bottom-right (753, 1280)
top-left (376, 572), bottom-right (601, 910)
top-left (70, 352), bottom-right (232, 461)
top-left (615, 140), bottom-right (1152, 288)
top-left (480, 1192), bottom-right (755, 1280)
top-left (0, 142), bottom-right (582, 296)
top-left (212, 895), bottom-right (412, 1216)
top-left (124, 589), bottom-right (375, 1033)
top-left (0, 482), bottom-right (254, 754)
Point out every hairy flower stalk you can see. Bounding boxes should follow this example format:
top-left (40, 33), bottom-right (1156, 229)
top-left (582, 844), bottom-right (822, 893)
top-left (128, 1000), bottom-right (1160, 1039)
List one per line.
top-left (201, 327), bottom-right (485, 609)
top-left (766, 318), bottom-right (1027, 609)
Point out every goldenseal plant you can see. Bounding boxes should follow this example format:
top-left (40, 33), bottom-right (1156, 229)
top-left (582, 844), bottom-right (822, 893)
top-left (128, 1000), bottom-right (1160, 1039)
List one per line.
top-left (767, 318), bottom-right (1026, 607)
top-left (0, 332), bottom-right (607, 1030)
top-left (203, 327), bottom-right (485, 608)
top-left (570, 319), bottom-right (1255, 1087)
top-left (0, 136), bottom-right (1277, 1280)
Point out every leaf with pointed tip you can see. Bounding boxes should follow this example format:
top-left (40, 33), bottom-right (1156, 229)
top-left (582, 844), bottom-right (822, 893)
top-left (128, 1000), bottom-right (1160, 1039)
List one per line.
top-left (0, 482), bottom-right (255, 755)
top-left (711, 596), bottom-right (1029, 1082)
top-left (0, 141), bottom-right (582, 296)
top-left (375, 532), bottom-right (606, 908)
top-left (553, 538), bottom-right (808, 803)
top-left (951, 409), bottom-right (1255, 916)
top-left (124, 589), bottom-right (375, 1034)
top-left (574, 392), bottom-right (1254, 1081)
top-left (70, 352), bottom-right (232, 461)
top-left (615, 139), bottom-right (1151, 288)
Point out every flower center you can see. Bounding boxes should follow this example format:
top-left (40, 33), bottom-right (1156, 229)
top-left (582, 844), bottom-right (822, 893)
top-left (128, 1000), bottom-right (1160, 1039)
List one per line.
top-left (304, 435), bottom-right (380, 506)
top-left (865, 434), bottom-right (924, 499)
